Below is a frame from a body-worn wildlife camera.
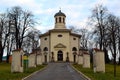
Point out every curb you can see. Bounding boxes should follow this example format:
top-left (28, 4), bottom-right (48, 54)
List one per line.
top-left (22, 65), bottom-right (48, 80)
top-left (71, 64), bottom-right (91, 80)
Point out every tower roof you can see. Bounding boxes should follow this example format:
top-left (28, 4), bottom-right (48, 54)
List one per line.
top-left (54, 10), bottom-right (66, 17)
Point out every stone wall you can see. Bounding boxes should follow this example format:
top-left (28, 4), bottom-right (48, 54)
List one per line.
top-left (83, 53), bottom-right (90, 68)
top-left (78, 49), bottom-right (88, 65)
top-left (28, 53), bottom-right (36, 68)
top-left (93, 49), bottom-right (105, 73)
top-left (37, 54), bottom-right (42, 65)
top-left (78, 55), bottom-right (83, 65)
top-left (11, 49), bottom-right (24, 73)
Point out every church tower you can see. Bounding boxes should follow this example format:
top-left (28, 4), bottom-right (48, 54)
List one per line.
top-left (54, 10), bottom-right (66, 29)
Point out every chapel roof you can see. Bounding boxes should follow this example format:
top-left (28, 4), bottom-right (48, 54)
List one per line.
top-left (70, 32), bottom-right (81, 38)
top-left (54, 10), bottom-right (66, 17)
top-left (39, 29), bottom-right (81, 38)
top-left (93, 48), bottom-right (104, 52)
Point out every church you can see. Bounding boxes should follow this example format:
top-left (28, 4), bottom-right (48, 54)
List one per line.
top-left (40, 10), bottom-right (81, 63)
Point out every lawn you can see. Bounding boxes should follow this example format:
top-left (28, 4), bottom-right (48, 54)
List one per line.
top-left (0, 62), bottom-right (46, 80)
top-left (73, 64), bottom-right (120, 80)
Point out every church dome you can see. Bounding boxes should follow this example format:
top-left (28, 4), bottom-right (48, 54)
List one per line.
top-left (54, 10), bottom-right (66, 17)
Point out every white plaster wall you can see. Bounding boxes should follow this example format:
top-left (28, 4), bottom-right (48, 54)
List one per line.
top-left (40, 31), bottom-right (80, 62)
top-left (28, 54), bottom-right (36, 67)
top-left (37, 55), bottom-right (42, 65)
top-left (70, 35), bottom-right (80, 62)
top-left (83, 54), bottom-right (90, 68)
top-left (40, 35), bottom-right (50, 63)
top-left (78, 56), bottom-right (83, 65)
top-left (93, 51), bottom-right (105, 73)
top-left (11, 50), bottom-right (23, 73)
top-left (50, 32), bottom-right (70, 62)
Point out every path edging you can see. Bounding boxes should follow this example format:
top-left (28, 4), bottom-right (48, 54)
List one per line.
top-left (22, 65), bottom-right (48, 80)
top-left (71, 64), bottom-right (91, 80)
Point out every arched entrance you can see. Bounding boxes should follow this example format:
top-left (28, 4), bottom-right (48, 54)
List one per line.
top-left (57, 50), bottom-right (63, 61)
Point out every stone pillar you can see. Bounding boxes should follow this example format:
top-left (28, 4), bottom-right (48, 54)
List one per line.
top-left (11, 49), bottom-right (24, 73)
top-left (79, 49), bottom-right (88, 65)
top-left (93, 49), bottom-right (105, 73)
top-left (43, 51), bottom-right (48, 64)
top-left (51, 52), bottom-right (54, 62)
top-left (78, 55), bottom-right (83, 65)
top-left (66, 52), bottom-right (69, 62)
top-left (36, 49), bottom-right (42, 65)
top-left (28, 53), bottom-right (36, 68)
top-left (83, 53), bottom-right (90, 68)
top-left (37, 54), bottom-right (42, 65)
top-left (73, 52), bottom-right (77, 63)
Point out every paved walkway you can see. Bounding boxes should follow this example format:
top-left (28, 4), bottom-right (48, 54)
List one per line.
top-left (24, 62), bottom-right (87, 80)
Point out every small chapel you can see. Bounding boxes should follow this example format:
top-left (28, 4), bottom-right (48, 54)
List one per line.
top-left (40, 10), bottom-right (81, 63)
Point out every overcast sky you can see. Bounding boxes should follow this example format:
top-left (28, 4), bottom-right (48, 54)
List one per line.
top-left (0, 0), bottom-right (120, 33)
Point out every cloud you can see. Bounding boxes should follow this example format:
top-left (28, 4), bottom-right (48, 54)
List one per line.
top-left (0, 0), bottom-right (120, 33)
top-left (35, 25), bottom-right (54, 33)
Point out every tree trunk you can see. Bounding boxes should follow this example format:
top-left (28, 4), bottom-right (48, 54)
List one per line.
top-left (6, 54), bottom-right (9, 63)
top-left (114, 53), bottom-right (116, 77)
top-left (103, 48), bottom-right (110, 63)
top-left (0, 48), bottom-right (4, 62)
top-left (113, 33), bottom-right (116, 77)
top-left (119, 39), bottom-right (120, 65)
top-left (0, 33), bottom-right (3, 62)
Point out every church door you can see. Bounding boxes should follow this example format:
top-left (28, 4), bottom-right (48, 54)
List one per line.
top-left (58, 50), bottom-right (63, 61)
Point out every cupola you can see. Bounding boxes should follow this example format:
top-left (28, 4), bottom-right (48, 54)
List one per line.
top-left (54, 10), bottom-right (66, 29)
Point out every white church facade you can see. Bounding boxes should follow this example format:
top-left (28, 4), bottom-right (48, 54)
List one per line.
top-left (40, 10), bottom-right (81, 63)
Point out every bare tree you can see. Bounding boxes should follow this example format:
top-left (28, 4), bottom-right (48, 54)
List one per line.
top-left (7, 6), bottom-right (35, 49)
top-left (118, 19), bottom-right (120, 64)
top-left (0, 6), bottom-right (36, 62)
top-left (106, 14), bottom-right (120, 77)
top-left (0, 13), bottom-right (10, 62)
top-left (22, 29), bottom-right (41, 53)
top-left (91, 4), bottom-right (108, 50)
top-left (69, 26), bottom-right (80, 33)
top-left (79, 28), bottom-right (89, 49)
top-left (90, 4), bottom-right (120, 77)
top-left (69, 26), bottom-right (90, 49)
top-left (90, 4), bottom-right (110, 64)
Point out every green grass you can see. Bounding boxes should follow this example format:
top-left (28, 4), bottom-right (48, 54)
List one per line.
top-left (73, 64), bottom-right (120, 80)
top-left (0, 62), bottom-right (46, 80)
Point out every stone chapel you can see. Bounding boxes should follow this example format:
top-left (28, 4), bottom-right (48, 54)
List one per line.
top-left (40, 10), bottom-right (81, 63)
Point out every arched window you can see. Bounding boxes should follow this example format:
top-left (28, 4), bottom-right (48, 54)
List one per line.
top-left (44, 38), bottom-right (47, 40)
top-left (59, 17), bottom-right (61, 23)
top-left (58, 34), bottom-right (62, 37)
top-left (63, 18), bottom-right (65, 23)
top-left (73, 38), bottom-right (76, 40)
top-left (43, 47), bottom-right (48, 51)
top-left (56, 18), bottom-right (57, 23)
top-left (72, 47), bottom-right (77, 51)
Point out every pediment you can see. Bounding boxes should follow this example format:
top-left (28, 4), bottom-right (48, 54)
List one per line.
top-left (54, 43), bottom-right (66, 48)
